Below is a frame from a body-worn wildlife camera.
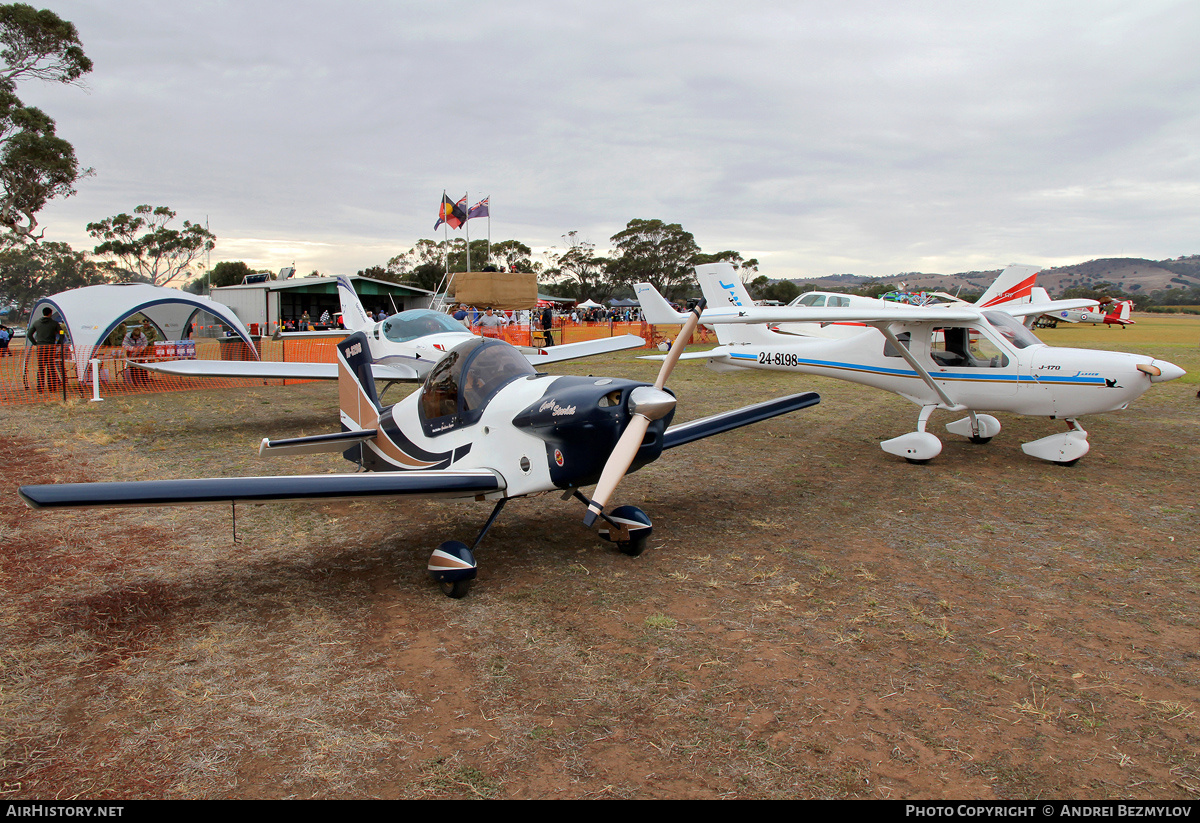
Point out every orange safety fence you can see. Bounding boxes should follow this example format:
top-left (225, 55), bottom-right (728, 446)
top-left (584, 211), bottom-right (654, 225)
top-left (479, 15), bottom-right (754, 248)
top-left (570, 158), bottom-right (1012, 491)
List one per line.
top-left (0, 322), bottom-right (707, 405)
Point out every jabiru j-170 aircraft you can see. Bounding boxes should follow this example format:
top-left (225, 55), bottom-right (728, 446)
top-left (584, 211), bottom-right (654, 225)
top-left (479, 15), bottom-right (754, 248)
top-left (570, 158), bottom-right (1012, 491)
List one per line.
top-left (18, 301), bottom-right (820, 598)
top-left (636, 263), bottom-right (1183, 465)
top-left (137, 275), bottom-right (644, 383)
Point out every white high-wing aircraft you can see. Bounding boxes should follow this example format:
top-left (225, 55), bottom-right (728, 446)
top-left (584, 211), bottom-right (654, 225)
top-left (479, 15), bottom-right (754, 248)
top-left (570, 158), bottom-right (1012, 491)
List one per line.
top-left (19, 304), bottom-right (821, 599)
top-left (636, 264), bottom-right (1184, 465)
top-left (756, 265), bottom-right (1095, 339)
top-left (138, 275), bottom-right (644, 382)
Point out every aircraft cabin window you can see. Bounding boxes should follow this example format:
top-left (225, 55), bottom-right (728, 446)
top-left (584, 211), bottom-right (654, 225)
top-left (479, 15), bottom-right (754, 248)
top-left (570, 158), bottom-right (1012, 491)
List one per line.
top-left (883, 332), bottom-right (911, 358)
top-left (982, 311), bottom-right (1041, 349)
top-left (461, 344), bottom-right (536, 411)
top-left (930, 327), bottom-right (1009, 368)
top-left (420, 338), bottom-right (537, 433)
top-left (795, 294), bottom-right (826, 307)
top-left (421, 350), bottom-right (462, 420)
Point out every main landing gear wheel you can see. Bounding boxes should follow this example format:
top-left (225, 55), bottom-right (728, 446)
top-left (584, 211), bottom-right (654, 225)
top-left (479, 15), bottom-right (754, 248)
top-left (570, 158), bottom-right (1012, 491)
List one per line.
top-left (428, 541), bottom-right (478, 599)
top-left (440, 579), bottom-right (473, 599)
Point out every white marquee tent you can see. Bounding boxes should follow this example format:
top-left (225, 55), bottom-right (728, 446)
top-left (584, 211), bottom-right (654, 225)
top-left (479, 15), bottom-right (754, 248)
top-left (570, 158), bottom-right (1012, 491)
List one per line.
top-left (29, 284), bottom-right (256, 381)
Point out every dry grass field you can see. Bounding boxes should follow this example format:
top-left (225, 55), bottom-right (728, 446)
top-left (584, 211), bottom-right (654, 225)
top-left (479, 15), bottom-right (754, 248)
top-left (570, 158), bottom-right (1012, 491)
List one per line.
top-left (2, 315), bottom-right (1198, 799)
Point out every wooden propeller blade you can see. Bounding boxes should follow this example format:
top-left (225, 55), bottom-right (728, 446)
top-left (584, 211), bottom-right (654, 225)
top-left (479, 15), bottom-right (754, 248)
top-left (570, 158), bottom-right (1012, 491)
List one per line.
top-left (583, 299), bottom-right (706, 527)
top-left (654, 299), bottom-right (705, 390)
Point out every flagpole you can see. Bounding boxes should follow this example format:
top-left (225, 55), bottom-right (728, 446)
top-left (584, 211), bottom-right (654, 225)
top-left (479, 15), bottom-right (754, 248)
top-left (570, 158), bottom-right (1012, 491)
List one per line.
top-left (465, 191), bottom-right (471, 274)
top-left (442, 191), bottom-right (450, 304)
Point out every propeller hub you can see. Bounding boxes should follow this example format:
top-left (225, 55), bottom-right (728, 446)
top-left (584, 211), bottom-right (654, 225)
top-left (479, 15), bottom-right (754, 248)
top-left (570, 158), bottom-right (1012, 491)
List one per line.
top-left (628, 386), bottom-right (676, 421)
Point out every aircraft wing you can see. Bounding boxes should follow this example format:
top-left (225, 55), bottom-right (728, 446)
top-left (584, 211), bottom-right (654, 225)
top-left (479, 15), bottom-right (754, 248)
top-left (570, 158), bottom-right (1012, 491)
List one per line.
top-left (522, 334), bottom-right (645, 365)
top-left (699, 304), bottom-right (981, 325)
top-left (635, 281), bottom-right (979, 326)
top-left (273, 329), bottom-right (348, 340)
top-left (991, 299), bottom-right (1098, 320)
top-left (134, 359), bottom-right (421, 382)
top-left (18, 469), bottom-right (505, 510)
top-left (663, 391), bottom-right (821, 449)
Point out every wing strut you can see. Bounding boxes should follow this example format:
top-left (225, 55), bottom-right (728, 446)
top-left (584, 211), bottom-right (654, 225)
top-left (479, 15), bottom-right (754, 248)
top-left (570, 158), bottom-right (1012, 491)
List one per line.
top-left (870, 322), bottom-right (963, 410)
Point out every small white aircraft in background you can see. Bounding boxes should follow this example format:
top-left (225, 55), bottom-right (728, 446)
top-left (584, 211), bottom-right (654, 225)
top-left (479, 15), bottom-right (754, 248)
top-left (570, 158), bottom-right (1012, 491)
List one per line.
top-left (637, 264), bottom-right (1184, 465)
top-left (20, 302), bottom-right (821, 598)
top-left (139, 275), bottom-right (644, 383)
top-left (759, 265), bottom-right (1095, 339)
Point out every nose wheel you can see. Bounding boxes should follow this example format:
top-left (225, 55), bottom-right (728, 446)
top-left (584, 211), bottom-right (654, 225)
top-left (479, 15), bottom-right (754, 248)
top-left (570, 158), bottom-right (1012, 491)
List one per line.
top-left (596, 505), bottom-right (653, 556)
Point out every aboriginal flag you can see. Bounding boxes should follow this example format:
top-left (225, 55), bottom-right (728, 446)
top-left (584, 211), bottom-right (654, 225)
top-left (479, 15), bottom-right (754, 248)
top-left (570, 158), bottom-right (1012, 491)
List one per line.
top-left (434, 193), bottom-right (467, 230)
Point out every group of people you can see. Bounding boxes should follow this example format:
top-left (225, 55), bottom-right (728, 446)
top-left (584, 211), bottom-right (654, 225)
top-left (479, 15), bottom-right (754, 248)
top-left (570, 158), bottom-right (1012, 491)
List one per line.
top-left (284, 307), bottom-right (394, 332)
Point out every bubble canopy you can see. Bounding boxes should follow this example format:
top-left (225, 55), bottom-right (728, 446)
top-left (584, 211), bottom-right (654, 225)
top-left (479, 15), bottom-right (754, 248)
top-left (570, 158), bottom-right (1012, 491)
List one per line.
top-left (419, 338), bottom-right (537, 434)
top-left (381, 310), bottom-right (470, 344)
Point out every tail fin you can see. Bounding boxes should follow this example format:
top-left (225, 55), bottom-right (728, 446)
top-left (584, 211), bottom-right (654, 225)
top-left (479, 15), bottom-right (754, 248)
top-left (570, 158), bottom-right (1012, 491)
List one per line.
top-left (337, 332), bottom-right (382, 431)
top-left (695, 263), bottom-right (755, 310)
top-left (975, 265), bottom-right (1040, 308)
top-left (338, 276), bottom-right (373, 333)
top-left (1115, 300), bottom-right (1132, 322)
top-left (634, 282), bottom-right (687, 324)
top-left (694, 263), bottom-right (785, 347)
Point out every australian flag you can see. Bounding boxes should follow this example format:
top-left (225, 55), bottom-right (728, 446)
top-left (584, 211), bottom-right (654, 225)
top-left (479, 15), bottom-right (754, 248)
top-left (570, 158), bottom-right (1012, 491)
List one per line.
top-left (468, 196), bottom-right (490, 220)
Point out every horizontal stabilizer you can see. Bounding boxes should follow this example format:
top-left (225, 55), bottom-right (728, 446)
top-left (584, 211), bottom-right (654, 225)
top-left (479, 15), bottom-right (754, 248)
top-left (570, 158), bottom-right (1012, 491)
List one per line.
top-left (639, 349), bottom-right (724, 362)
top-left (19, 469), bottom-right (504, 510)
top-left (135, 359), bottom-right (420, 382)
top-left (663, 391), bottom-right (821, 450)
top-left (259, 429), bottom-right (379, 456)
top-left (523, 334), bottom-right (645, 365)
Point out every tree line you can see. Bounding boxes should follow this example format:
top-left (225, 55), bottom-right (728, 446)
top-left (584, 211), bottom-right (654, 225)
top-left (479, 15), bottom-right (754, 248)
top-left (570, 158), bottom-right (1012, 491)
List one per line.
top-left (355, 220), bottom-right (759, 303)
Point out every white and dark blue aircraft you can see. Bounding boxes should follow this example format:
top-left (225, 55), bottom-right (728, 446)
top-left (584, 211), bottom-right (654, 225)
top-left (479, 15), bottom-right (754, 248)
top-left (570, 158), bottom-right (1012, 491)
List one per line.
top-left (637, 264), bottom-right (1183, 465)
top-left (19, 302), bottom-right (820, 598)
top-left (138, 275), bottom-right (644, 383)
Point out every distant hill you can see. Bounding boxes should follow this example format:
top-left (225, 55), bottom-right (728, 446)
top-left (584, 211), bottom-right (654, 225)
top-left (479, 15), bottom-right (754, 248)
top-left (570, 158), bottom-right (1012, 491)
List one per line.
top-left (782, 255), bottom-right (1200, 296)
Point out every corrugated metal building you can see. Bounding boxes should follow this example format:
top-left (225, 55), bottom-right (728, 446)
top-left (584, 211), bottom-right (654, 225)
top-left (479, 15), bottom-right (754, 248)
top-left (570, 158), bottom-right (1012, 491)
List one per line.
top-left (210, 275), bottom-right (433, 334)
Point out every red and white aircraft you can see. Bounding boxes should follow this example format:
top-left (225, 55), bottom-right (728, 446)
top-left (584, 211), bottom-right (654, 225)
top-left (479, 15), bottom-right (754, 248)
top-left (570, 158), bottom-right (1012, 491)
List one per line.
top-left (1043, 298), bottom-right (1135, 328)
top-left (637, 264), bottom-right (1183, 465)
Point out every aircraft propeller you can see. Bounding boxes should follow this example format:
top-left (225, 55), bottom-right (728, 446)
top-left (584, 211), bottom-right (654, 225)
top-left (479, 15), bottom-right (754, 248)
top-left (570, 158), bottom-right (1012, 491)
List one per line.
top-left (582, 299), bottom-right (706, 527)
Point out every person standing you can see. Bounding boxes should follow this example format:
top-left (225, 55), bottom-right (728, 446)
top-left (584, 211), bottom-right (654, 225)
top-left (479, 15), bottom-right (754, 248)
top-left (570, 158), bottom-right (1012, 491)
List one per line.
top-left (29, 307), bottom-right (63, 393)
top-left (475, 307), bottom-right (504, 338)
top-left (540, 305), bottom-right (554, 347)
top-left (123, 323), bottom-right (150, 386)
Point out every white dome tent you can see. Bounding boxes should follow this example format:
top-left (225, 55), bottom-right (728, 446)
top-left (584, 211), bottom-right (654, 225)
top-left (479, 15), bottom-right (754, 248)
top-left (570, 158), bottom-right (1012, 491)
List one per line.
top-left (28, 283), bottom-right (257, 382)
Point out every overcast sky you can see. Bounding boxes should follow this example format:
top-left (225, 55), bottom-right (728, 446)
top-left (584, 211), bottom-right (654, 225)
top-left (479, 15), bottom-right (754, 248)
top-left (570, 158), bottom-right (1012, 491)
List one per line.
top-left (18, 0), bottom-right (1200, 281)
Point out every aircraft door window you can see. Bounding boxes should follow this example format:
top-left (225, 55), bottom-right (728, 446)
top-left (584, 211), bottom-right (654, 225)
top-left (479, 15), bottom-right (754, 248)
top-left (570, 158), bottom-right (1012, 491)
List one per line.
top-left (796, 293), bottom-right (826, 307)
top-left (931, 327), bottom-right (1009, 368)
